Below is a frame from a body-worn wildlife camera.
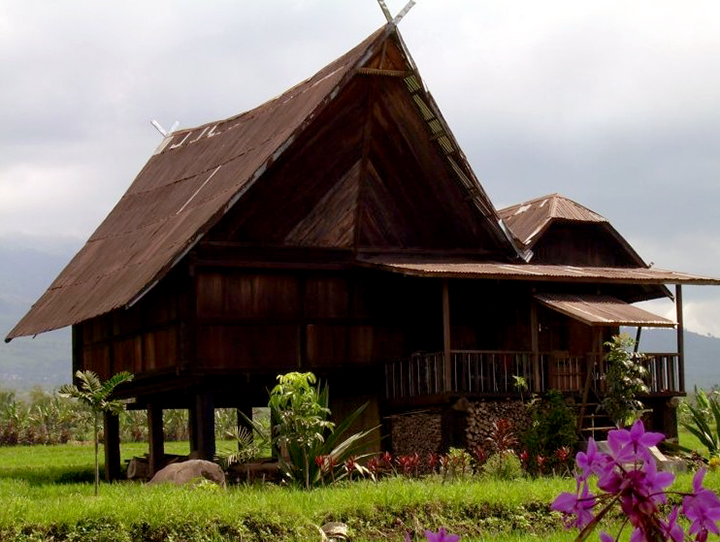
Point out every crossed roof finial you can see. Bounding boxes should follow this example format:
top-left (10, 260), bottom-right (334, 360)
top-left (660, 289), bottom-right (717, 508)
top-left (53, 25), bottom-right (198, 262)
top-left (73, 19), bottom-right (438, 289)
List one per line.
top-left (376, 0), bottom-right (416, 25)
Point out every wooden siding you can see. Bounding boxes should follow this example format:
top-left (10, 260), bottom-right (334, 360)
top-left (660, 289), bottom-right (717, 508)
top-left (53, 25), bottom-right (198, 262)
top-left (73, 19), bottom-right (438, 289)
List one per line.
top-left (358, 75), bottom-right (507, 252)
top-left (75, 269), bottom-right (185, 379)
top-left (194, 269), bottom-right (407, 370)
top-left (532, 222), bottom-right (642, 267)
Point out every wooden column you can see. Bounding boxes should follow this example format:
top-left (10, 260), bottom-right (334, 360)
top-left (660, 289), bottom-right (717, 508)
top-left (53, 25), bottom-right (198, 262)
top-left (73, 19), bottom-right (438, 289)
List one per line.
top-left (676, 284), bottom-right (685, 393)
top-left (194, 391), bottom-right (215, 460)
top-left (530, 298), bottom-right (540, 393)
top-left (103, 411), bottom-right (121, 481)
top-left (71, 325), bottom-right (83, 376)
top-left (147, 404), bottom-right (164, 476)
top-left (442, 279), bottom-right (452, 392)
top-left (188, 403), bottom-right (199, 454)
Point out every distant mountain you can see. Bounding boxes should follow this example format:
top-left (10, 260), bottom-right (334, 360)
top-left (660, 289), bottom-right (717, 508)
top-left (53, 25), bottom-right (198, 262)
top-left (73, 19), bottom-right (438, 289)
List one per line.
top-left (634, 328), bottom-right (720, 391)
top-left (0, 239), bottom-right (75, 389)
top-left (1, 238), bottom-right (719, 391)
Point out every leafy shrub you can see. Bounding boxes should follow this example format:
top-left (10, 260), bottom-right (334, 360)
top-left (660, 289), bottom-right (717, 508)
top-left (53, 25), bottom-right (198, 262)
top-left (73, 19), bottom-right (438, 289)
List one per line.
top-left (245, 371), bottom-right (378, 488)
top-left (520, 389), bottom-right (577, 475)
top-left (443, 447), bottom-right (474, 479)
top-left (601, 333), bottom-right (649, 427)
top-left (482, 451), bottom-right (523, 480)
top-left (485, 418), bottom-right (518, 455)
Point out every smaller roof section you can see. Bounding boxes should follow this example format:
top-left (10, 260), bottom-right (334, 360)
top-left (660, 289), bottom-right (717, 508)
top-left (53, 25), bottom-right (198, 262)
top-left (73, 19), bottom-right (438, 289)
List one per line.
top-left (499, 193), bottom-right (648, 269)
top-left (499, 193), bottom-right (606, 247)
top-left (534, 293), bottom-right (675, 327)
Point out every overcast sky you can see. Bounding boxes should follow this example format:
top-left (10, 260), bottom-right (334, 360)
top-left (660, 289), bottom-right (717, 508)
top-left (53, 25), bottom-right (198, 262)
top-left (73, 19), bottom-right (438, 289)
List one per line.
top-left (1, 0), bottom-right (720, 336)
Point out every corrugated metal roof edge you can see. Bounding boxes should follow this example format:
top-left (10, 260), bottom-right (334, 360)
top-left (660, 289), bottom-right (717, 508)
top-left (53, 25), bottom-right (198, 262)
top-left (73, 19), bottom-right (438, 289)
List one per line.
top-left (534, 293), bottom-right (676, 328)
top-left (357, 257), bottom-right (720, 286)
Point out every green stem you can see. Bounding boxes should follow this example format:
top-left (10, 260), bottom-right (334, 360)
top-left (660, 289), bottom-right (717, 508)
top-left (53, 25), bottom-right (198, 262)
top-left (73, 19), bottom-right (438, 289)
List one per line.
top-left (93, 411), bottom-right (100, 497)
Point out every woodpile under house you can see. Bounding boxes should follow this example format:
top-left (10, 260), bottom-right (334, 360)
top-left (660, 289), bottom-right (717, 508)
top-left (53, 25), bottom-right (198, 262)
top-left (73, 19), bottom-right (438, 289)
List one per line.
top-left (6, 23), bottom-right (720, 479)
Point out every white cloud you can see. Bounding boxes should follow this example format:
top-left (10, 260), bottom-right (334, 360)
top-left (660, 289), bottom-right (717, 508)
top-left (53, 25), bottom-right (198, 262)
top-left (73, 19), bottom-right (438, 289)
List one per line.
top-left (0, 1), bottom-right (718, 329)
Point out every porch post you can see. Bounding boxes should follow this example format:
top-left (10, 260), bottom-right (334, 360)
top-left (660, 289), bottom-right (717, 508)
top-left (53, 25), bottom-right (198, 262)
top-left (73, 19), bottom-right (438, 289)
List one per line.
top-left (147, 404), bottom-right (165, 476)
top-left (675, 284), bottom-right (685, 392)
top-left (530, 298), bottom-right (541, 392)
top-left (442, 279), bottom-right (452, 392)
top-left (194, 391), bottom-right (216, 460)
top-left (103, 411), bottom-right (121, 481)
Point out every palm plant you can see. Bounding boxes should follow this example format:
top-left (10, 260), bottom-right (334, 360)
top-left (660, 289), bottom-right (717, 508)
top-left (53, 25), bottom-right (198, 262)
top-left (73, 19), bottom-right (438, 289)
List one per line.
top-left (59, 370), bottom-right (133, 495)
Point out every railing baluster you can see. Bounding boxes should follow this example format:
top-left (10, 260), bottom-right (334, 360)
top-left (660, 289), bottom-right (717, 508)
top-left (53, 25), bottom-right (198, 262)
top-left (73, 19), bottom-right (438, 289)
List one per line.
top-left (384, 349), bottom-right (681, 402)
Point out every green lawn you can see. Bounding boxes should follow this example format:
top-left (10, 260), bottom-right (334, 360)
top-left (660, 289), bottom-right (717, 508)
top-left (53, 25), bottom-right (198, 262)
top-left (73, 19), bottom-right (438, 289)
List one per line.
top-left (679, 426), bottom-right (706, 455)
top-left (1, 441), bottom-right (719, 541)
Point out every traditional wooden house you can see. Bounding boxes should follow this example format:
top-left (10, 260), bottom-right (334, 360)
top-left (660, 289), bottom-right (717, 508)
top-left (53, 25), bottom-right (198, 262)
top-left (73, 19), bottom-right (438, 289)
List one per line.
top-left (6, 23), bottom-right (720, 477)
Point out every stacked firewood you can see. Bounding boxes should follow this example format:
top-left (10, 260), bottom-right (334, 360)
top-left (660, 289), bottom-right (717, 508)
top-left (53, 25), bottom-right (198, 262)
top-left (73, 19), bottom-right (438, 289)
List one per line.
top-left (389, 409), bottom-right (442, 456)
top-left (465, 400), bottom-right (530, 454)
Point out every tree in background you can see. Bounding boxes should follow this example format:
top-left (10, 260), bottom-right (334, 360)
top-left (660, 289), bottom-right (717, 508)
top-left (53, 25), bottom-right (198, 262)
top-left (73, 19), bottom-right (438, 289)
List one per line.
top-left (59, 370), bottom-right (133, 496)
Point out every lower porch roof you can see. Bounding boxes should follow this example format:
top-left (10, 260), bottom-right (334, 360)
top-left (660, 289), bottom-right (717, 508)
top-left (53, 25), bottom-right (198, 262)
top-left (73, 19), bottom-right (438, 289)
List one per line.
top-left (534, 293), bottom-right (675, 327)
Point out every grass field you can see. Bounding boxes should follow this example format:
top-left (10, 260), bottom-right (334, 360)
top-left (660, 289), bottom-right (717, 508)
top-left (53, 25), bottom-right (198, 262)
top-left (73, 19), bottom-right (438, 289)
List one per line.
top-left (0, 440), bottom-right (568, 541)
top-left (0, 434), bottom-right (718, 541)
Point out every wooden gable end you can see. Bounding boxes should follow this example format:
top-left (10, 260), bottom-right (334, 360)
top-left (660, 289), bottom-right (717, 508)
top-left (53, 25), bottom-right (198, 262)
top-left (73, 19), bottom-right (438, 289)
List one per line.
top-left (206, 75), bottom-right (369, 249)
top-left (357, 77), bottom-right (499, 252)
top-left (532, 221), bottom-right (645, 268)
top-left (206, 35), bottom-right (514, 258)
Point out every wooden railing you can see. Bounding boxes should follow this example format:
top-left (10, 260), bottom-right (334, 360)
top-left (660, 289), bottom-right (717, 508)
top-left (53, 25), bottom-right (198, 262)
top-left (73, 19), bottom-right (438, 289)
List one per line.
top-left (451, 351), bottom-right (545, 394)
top-left (592, 353), bottom-right (682, 395)
top-left (385, 350), bottom-right (683, 402)
top-left (643, 353), bottom-right (682, 394)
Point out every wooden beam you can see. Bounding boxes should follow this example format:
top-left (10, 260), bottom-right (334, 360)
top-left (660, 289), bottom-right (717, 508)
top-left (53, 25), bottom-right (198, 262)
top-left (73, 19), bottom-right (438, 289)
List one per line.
top-left (357, 67), bottom-right (411, 78)
top-left (530, 299), bottom-right (540, 393)
top-left (676, 285), bottom-right (685, 392)
top-left (147, 404), bottom-right (165, 476)
top-left (103, 411), bottom-right (121, 482)
top-left (442, 279), bottom-right (452, 392)
top-left (72, 324), bottom-right (83, 375)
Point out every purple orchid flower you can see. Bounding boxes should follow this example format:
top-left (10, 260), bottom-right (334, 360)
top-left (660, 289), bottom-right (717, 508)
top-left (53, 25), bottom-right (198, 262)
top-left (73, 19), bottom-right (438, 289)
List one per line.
top-left (659, 507), bottom-right (685, 542)
top-left (556, 423), bottom-right (720, 542)
top-left (683, 469), bottom-right (720, 542)
top-left (551, 480), bottom-right (596, 529)
top-left (423, 527), bottom-right (460, 542)
top-left (576, 438), bottom-right (612, 481)
top-left (607, 420), bottom-right (663, 465)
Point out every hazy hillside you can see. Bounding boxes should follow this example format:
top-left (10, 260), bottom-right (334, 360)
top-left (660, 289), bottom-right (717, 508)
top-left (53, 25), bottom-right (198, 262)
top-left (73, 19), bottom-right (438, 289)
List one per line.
top-left (635, 328), bottom-right (720, 391)
top-left (0, 240), bottom-right (74, 389)
top-left (1, 238), bottom-right (719, 391)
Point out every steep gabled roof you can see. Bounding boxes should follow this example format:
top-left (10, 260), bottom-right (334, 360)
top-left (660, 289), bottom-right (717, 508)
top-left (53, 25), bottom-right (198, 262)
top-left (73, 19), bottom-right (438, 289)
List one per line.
top-left (499, 193), bottom-right (607, 247)
top-left (499, 193), bottom-right (647, 266)
top-left (7, 24), bottom-right (522, 341)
